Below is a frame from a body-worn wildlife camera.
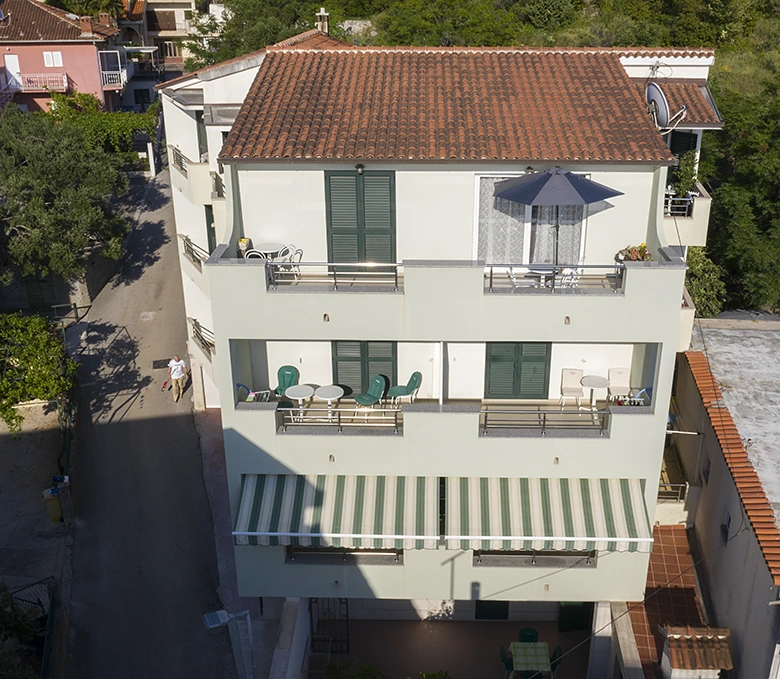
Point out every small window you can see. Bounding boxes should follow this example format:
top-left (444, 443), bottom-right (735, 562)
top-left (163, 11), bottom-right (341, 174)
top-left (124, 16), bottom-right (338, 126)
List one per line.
top-left (285, 546), bottom-right (403, 566)
top-left (44, 51), bottom-right (62, 68)
top-left (473, 549), bottom-right (597, 569)
top-left (53, 52), bottom-right (63, 67)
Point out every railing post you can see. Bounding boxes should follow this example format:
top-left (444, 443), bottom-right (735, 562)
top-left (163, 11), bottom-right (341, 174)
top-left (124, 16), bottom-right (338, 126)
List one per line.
top-left (489, 266), bottom-right (493, 291)
top-left (333, 267), bottom-right (338, 291)
top-left (541, 412), bottom-right (547, 436)
top-left (394, 265), bottom-right (399, 291)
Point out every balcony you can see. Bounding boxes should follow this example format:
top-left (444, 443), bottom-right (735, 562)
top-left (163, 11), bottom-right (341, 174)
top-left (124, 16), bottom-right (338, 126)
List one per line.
top-left (208, 248), bottom-right (687, 344)
top-left (168, 146), bottom-right (212, 203)
top-left (663, 182), bottom-right (712, 247)
top-left (10, 73), bottom-right (68, 92)
top-left (99, 50), bottom-right (135, 90)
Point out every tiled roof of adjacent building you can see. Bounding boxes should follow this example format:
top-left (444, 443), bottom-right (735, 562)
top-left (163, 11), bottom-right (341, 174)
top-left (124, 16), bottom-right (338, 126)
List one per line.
top-left (632, 79), bottom-right (722, 127)
top-left (221, 47), bottom-right (682, 163)
top-left (0, 0), bottom-right (118, 41)
top-left (664, 626), bottom-right (733, 671)
top-left (685, 349), bottom-right (780, 584)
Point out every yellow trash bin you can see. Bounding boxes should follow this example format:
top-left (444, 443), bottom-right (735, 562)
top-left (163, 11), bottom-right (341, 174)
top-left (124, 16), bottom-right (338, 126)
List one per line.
top-left (42, 488), bottom-right (63, 523)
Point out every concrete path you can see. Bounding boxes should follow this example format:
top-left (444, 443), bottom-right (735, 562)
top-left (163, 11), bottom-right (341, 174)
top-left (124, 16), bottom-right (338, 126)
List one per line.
top-left (67, 171), bottom-right (236, 679)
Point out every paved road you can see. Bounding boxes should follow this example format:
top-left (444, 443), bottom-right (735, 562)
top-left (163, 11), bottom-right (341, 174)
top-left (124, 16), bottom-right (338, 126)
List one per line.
top-left (67, 171), bottom-right (236, 679)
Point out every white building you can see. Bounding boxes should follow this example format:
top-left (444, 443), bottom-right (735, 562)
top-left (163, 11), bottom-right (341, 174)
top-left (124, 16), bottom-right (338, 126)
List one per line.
top-left (159, 25), bottom-right (722, 676)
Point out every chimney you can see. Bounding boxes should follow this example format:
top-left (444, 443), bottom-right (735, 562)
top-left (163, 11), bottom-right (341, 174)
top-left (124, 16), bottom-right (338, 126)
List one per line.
top-left (79, 16), bottom-right (93, 34)
top-left (315, 7), bottom-right (329, 35)
top-left (98, 12), bottom-right (111, 26)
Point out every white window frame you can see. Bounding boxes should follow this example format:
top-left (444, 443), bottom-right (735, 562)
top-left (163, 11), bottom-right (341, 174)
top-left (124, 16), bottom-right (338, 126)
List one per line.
top-left (43, 51), bottom-right (63, 68)
top-left (473, 173), bottom-right (589, 265)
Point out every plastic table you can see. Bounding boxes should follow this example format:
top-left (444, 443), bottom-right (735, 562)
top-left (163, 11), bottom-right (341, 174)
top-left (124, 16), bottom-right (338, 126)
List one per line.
top-left (581, 374), bottom-right (610, 409)
top-left (255, 242), bottom-right (286, 259)
top-left (315, 385), bottom-right (345, 421)
top-left (509, 641), bottom-right (551, 674)
top-left (285, 384), bottom-right (314, 421)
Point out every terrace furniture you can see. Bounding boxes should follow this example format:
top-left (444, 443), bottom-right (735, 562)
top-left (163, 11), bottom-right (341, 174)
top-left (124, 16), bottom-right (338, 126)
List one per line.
top-left (388, 371), bottom-right (422, 405)
top-left (519, 627), bottom-right (539, 643)
top-left (244, 249), bottom-right (266, 259)
top-left (558, 266), bottom-right (582, 288)
top-left (509, 641), bottom-right (551, 676)
top-left (275, 365), bottom-right (300, 397)
top-left (499, 646), bottom-right (514, 676)
top-left (315, 384), bottom-right (344, 421)
top-left (559, 369), bottom-right (584, 411)
top-left (529, 265), bottom-right (555, 288)
top-left (550, 647), bottom-right (563, 678)
top-left (607, 367), bottom-right (630, 401)
top-left (354, 374), bottom-right (388, 419)
top-left (507, 266), bottom-right (534, 289)
top-left (580, 374), bottom-right (610, 410)
top-left (277, 247), bottom-right (303, 279)
top-left (285, 384), bottom-right (315, 421)
top-left (254, 242), bottom-right (286, 259)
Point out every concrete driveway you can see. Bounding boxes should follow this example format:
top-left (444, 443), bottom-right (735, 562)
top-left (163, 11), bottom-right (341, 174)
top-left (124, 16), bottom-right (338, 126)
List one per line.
top-left (67, 171), bottom-right (236, 679)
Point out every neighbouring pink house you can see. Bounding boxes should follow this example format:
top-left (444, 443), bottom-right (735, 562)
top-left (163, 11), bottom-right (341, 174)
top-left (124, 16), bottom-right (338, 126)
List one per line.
top-left (0, 0), bottom-right (133, 111)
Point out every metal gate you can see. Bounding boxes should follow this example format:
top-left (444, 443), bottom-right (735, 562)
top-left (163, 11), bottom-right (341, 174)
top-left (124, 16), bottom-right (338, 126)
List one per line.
top-left (309, 598), bottom-right (349, 654)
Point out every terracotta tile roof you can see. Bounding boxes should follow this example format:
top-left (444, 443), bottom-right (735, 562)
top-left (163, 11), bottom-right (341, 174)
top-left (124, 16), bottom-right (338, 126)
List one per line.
top-left (158, 30), bottom-right (353, 89)
top-left (0, 0), bottom-right (117, 41)
top-left (629, 525), bottom-right (705, 679)
top-left (632, 79), bottom-right (722, 127)
top-left (125, 0), bottom-right (145, 21)
top-left (614, 47), bottom-right (715, 59)
top-left (685, 351), bottom-right (780, 585)
top-left (664, 626), bottom-right (733, 671)
top-left (221, 47), bottom-right (678, 163)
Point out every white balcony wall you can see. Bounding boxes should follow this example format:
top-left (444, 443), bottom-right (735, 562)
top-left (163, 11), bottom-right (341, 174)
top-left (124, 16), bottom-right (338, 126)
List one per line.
top-left (202, 67), bottom-right (260, 107)
top-left (161, 95), bottom-right (200, 163)
top-left (235, 164), bottom-right (657, 264)
top-left (172, 189), bottom-right (210, 255)
top-left (447, 343), bottom-right (485, 399)
top-left (234, 543), bottom-right (649, 602)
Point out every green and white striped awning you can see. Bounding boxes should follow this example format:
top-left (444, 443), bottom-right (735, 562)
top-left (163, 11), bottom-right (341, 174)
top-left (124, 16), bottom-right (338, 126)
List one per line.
top-left (445, 478), bottom-right (653, 553)
top-left (233, 475), bottom-right (440, 549)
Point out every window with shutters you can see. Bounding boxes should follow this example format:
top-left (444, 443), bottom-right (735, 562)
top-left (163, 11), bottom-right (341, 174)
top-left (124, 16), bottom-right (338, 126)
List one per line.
top-left (332, 341), bottom-right (397, 397)
top-left (477, 176), bottom-right (584, 265)
top-left (325, 171), bottom-right (395, 265)
top-left (43, 52), bottom-right (62, 68)
top-left (484, 343), bottom-right (551, 400)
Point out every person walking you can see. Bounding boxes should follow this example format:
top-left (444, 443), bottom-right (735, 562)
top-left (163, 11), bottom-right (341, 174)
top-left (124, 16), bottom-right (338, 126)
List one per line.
top-left (167, 354), bottom-right (189, 402)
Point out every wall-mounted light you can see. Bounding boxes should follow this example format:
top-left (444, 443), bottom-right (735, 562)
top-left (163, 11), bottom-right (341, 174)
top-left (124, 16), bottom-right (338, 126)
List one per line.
top-left (355, 164), bottom-right (365, 175)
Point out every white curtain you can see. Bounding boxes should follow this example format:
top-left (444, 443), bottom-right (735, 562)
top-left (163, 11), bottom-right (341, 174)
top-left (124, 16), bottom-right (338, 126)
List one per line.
top-left (530, 205), bottom-right (584, 265)
top-left (477, 177), bottom-right (526, 264)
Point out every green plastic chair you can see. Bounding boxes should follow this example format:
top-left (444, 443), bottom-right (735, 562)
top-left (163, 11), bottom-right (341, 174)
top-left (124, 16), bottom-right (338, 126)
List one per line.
top-left (275, 365), bottom-right (299, 397)
top-left (387, 371), bottom-right (422, 405)
top-left (519, 627), bottom-right (539, 643)
top-left (354, 375), bottom-right (387, 419)
top-left (550, 646), bottom-right (563, 677)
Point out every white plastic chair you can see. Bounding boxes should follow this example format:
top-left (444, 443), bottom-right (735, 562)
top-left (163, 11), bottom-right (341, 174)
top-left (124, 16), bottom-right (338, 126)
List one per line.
top-left (608, 367), bottom-right (630, 401)
top-left (244, 249), bottom-right (266, 260)
top-left (559, 368), bottom-right (584, 411)
top-left (276, 244), bottom-right (293, 261)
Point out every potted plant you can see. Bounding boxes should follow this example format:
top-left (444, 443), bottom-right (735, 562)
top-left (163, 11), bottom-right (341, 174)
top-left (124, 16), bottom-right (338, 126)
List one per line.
top-left (615, 243), bottom-right (653, 262)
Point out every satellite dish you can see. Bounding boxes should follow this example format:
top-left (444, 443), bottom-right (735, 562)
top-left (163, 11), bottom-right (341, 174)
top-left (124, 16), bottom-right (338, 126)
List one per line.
top-left (646, 81), bottom-right (670, 129)
top-left (0, 9), bottom-right (5, 20)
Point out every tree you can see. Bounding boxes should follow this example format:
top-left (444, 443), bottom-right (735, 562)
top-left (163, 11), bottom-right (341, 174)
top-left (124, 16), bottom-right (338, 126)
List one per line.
top-left (52, 0), bottom-right (124, 17)
top-left (0, 104), bottom-right (129, 284)
top-left (685, 247), bottom-right (727, 317)
top-left (0, 313), bottom-right (76, 432)
top-left (0, 583), bottom-right (40, 679)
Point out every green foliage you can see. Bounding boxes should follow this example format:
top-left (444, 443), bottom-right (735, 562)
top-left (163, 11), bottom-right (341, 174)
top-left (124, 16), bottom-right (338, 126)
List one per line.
top-left (686, 247), bottom-right (727, 317)
top-left (0, 583), bottom-right (40, 679)
top-left (47, 92), bottom-right (159, 155)
top-left (0, 313), bottom-right (76, 432)
top-left (325, 662), bottom-right (389, 679)
top-left (417, 673), bottom-right (452, 679)
top-left (522, 0), bottom-right (581, 31)
top-left (675, 150), bottom-right (699, 196)
top-left (55, 0), bottom-right (124, 16)
top-left (0, 104), bottom-right (130, 284)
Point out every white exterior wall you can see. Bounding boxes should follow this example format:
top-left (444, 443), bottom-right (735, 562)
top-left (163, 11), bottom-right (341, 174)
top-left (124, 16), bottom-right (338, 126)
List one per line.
top-left (235, 165), bottom-right (657, 264)
top-left (618, 56), bottom-right (714, 80)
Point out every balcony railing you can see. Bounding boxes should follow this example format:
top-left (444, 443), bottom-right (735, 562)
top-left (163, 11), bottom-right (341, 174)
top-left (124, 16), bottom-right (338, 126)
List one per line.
top-left (171, 146), bottom-right (189, 177)
top-left (191, 318), bottom-right (215, 354)
top-left (664, 194), bottom-right (695, 218)
top-left (278, 406), bottom-right (403, 433)
top-left (658, 482), bottom-right (688, 503)
top-left (101, 67), bottom-right (128, 88)
top-left (267, 261), bottom-right (402, 291)
top-left (11, 73), bottom-right (68, 92)
top-left (183, 235), bottom-right (209, 268)
top-left (480, 406), bottom-right (610, 435)
top-left (484, 263), bottom-right (625, 293)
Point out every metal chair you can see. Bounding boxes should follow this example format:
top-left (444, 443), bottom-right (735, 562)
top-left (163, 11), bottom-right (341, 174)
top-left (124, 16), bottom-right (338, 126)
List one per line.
top-left (608, 367), bottom-right (630, 401)
top-left (550, 646), bottom-right (563, 678)
top-left (276, 244), bottom-right (293, 261)
top-left (275, 365), bottom-right (300, 397)
top-left (244, 249), bottom-right (266, 260)
top-left (354, 375), bottom-right (388, 419)
top-left (518, 627), bottom-right (538, 642)
top-left (559, 368), bottom-right (584, 411)
top-left (388, 371), bottom-right (422, 405)
top-left (236, 383), bottom-right (271, 402)
top-left (499, 646), bottom-right (514, 677)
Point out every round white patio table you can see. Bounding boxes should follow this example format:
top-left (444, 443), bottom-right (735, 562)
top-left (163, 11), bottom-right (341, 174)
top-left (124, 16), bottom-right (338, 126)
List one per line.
top-left (315, 385), bottom-right (345, 421)
top-left (285, 384), bottom-right (315, 421)
top-left (254, 242), bottom-right (286, 259)
top-left (580, 375), bottom-right (610, 410)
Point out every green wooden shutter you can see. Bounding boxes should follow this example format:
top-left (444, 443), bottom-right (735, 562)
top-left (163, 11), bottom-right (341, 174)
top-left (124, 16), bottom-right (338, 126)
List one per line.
top-left (669, 131), bottom-right (698, 158)
top-left (326, 173), bottom-right (360, 263)
top-left (517, 343), bottom-right (551, 399)
top-left (485, 343), bottom-right (519, 398)
top-left (365, 341), bottom-right (396, 392)
top-left (362, 173), bottom-right (395, 263)
top-left (332, 341), bottom-right (363, 396)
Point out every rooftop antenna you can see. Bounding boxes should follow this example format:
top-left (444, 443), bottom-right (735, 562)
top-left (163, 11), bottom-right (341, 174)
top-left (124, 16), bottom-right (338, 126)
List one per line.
top-left (646, 81), bottom-right (687, 136)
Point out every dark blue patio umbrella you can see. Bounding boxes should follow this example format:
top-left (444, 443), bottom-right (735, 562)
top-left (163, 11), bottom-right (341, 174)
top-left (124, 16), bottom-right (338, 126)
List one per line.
top-left (494, 168), bottom-right (624, 264)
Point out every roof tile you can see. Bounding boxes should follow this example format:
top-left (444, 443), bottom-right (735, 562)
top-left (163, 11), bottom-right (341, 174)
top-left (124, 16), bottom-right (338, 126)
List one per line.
top-left (0, 0), bottom-right (117, 41)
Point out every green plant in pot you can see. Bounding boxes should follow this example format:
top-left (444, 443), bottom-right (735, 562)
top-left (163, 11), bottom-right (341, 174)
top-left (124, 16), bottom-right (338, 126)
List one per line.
top-left (674, 149), bottom-right (698, 197)
top-left (616, 243), bottom-right (653, 262)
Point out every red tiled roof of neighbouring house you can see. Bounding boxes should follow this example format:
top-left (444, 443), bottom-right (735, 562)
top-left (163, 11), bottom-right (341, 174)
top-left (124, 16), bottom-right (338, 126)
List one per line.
top-left (221, 47), bottom-right (682, 163)
top-left (126, 0), bottom-right (145, 21)
top-left (685, 351), bottom-right (780, 585)
top-left (0, 0), bottom-right (118, 41)
top-left (632, 79), bottom-right (722, 128)
top-left (613, 47), bottom-right (715, 59)
top-left (664, 626), bottom-right (733, 671)
top-left (157, 30), bottom-right (353, 89)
